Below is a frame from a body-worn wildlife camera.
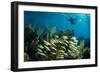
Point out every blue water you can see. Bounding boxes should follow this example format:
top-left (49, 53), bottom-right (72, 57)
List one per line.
top-left (24, 11), bottom-right (90, 39)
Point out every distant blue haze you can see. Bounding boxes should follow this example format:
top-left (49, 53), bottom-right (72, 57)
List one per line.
top-left (24, 11), bottom-right (90, 39)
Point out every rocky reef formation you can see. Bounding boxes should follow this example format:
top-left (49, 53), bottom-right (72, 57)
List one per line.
top-left (24, 24), bottom-right (90, 61)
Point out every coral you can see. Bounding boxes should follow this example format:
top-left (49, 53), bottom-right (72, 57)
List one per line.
top-left (24, 24), bottom-right (90, 61)
top-left (24, 52), bottom-right (30, 61)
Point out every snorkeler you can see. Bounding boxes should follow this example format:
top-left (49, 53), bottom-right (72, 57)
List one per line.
top-left (68, 16), bottom-right (77, 25)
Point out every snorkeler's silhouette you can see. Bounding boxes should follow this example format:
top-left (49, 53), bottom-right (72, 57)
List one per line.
top-left (68, 16), bottom-right (77, 25)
